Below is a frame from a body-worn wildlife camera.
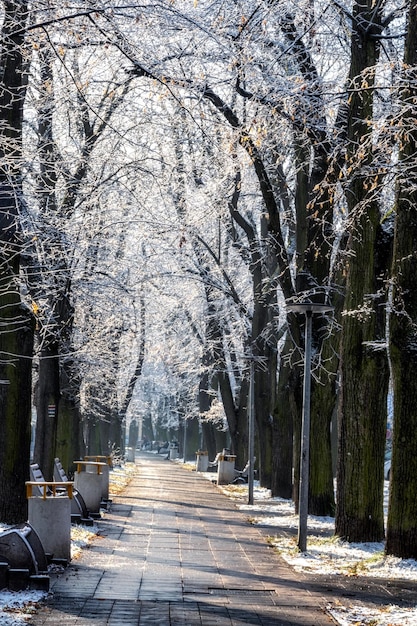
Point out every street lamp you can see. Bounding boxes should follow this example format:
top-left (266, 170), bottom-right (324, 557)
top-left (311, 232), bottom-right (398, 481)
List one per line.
top-left (286, 297), bottom-right (334, 552)
top-left (248, 357), bottom-right (255, 505)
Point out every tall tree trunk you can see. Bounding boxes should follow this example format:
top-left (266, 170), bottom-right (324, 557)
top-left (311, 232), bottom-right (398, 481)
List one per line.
top-left (253, 332), bottom-right (275, 488)
top-left (386, 0), bottom-right (417, 558)
top-left (108, 408), bottom-right (123, 455)
top-left (56, 394), bottom-right (82, 476)
top-left (33, 341), bottom-right (59, 480)
top-left (0, 1), bottom-right (34, 523)
top-left (335, 0), bottom-right (389, 542)
top-left (118, 286), bottom-right (146, 436)
top-left (277, 12), bottom-right (337, 515)
top-left (202, 90), bottom-right (292, 488)
top-left (199, 362), bottom-right (218, 460)
top-left (182, 415), bottom-right (200, 462)
top-left (272, 336), bottom-right (296, 498)
top-left (30, 44), bottom-right (74, 477)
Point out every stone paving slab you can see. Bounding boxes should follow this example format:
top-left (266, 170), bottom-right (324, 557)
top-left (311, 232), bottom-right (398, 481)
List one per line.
top-left (32, 452), bottom-right (343, 625)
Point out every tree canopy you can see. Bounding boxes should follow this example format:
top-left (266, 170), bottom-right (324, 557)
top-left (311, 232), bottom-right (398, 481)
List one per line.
top-left (0, 0), bottom-right (416, 557)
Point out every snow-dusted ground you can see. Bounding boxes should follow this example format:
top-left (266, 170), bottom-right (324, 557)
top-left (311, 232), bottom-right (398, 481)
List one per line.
top-left (214, 477), bottom-right (417, 626)
top-left (0, 462), bottom-right (137, 624)
top-left (1, 459), bottom-right (415, 625)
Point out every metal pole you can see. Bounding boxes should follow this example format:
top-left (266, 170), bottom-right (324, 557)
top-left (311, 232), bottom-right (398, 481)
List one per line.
top-left (297, 310), bottom-right (313, 552)
top-left (248, 358), bottom-right (255, 505)
top-left (183, 417), bottom-right (187, 463)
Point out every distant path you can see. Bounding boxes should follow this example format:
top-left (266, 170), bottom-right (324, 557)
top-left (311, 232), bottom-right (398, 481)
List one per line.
top-left (32, 452), bottom-right (338, 625)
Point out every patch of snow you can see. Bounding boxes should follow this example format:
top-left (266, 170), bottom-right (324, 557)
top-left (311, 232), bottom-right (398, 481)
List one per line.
top-left (2, 461), bottom-right (414, 626)
top-left (328, 604), bottom-right (417, 626)
top-left (202, 475), bottom-right (417, 626)
top-left (0, 463), bottom-right (135, 624)
top-left (0, 590), bottom-right (47, 624)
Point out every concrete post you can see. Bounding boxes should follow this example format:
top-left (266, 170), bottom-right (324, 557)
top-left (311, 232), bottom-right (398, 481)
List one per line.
top-left (217, 455), bottom-right (236, 485)
top-left (27, 496), bottom-right (71, 563)
top-left (74, 461), bottom-right (106, 515)
top-left (126, 447), bottom-right (135, 462)
top-left (195, 451), bottom-right (209, 472)
top-left (84, 457), bottom-right (111, 500)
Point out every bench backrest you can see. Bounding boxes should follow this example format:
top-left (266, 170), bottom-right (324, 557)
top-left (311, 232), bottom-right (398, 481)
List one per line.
top-left (53, 458), bottom-right (68, 482)
top-left (240, 457), bottom-right (255, 477)
top-left (30, 464), bottom-right (44, 481)
top-left (29, 463), bottom-right (51, 496)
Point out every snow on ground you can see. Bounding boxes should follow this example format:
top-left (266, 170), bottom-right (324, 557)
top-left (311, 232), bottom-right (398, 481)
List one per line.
top-left (215, 477), bottom-right (417, 626)
top-left (0, 590), bottom-right (46, 625)
top-left (0, 461), bottom-right (137, 625)
top-left (1, 458), bottom-right (416, 625)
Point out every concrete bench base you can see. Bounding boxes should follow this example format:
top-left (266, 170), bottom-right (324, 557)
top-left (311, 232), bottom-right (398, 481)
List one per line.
top-left (217, 457), bottom-right (236, 485)
top-left (74, 471), bottom-right (103, 515)
top-left (196, 452), bottom-right (209, 472)
top-left (28, 496), bottom-right (71, 564)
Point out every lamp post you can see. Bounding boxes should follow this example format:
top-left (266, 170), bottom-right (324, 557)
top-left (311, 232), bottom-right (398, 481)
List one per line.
top-left (286, 299), bottom-right (333, 552)
top-left (248, 357), bottom-right (255, 505)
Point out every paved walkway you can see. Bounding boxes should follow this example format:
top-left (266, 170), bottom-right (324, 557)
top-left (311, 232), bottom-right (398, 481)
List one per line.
top-left (31, 452), bottom-right (412, 625)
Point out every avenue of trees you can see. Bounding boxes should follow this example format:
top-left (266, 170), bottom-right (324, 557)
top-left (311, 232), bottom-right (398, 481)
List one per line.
top-left (0, 0), bottom-right (416, 558)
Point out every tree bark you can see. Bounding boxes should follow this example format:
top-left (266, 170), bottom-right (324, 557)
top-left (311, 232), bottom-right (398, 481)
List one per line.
top-left (0, 1), bottom-right (33, 523)
top-left (271, 12), bottom-right (338, 512)
top-left (33, 341), bottom-right (59, 480)
top-left (386, 0), bottom-right (417, 558)
top-left (272, 335), bottom-right (296, 498)
top-left (335, 0), bottom-right (390, 542)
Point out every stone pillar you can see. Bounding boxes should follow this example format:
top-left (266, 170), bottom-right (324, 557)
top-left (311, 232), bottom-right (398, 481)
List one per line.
top-left (84, 456), bottom-right (111, 500)
top-left (126, 447), bottom-right (136, 462)
top-left (217, 455), bottom-right (236, 485)
top-left (74, 461), bottom-right (106, 516)
top-left (196, 451), bottom-right (209, 472)
top-left (28, 496), bottom-right (71, 563)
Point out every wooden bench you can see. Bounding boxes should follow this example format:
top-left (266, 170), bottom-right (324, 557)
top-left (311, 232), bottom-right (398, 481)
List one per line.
top-left (26, 481), bottom-right (73, 500)
top-left (74, 460), bottom-right (107, 474)
top-left (84, 455), bottom-right (113, 468)
top-left (31, 462), bottom-right (94, 526)
top-left (232, 458), bottom-right (256, 484)
top-left (29, 464), bottom-right (72, 498)
top-left (53, 459), bottom-right (95, 525)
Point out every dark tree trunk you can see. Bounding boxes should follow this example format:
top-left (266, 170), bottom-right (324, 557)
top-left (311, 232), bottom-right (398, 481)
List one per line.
top-left (30, 44), bottom-right (77, 476)
top-left (278, 13), bottom-right (337, 516)
top-left (182, 415), bottom-right (200, 462)
top-left (141, 412), bottom-right (154, 443)
top-left (109, 410), bottom-right (123, 455)
top-left (335, 0), bottom-right (390, 543)
top-left (271, 338), bottom-right (295, 498)
top-left (118, 288), bottom-right (145, 450)
top-left (253, 344), bottom-right (275, 489)
top-left (202, 91), bottom-right (292, 490)
top-left (199, 368), bottom-right (217, 460)
top-left (308, 292), bottom-right (343, 515)
top-left (0, 304), bottom-right (34, 523)
top-left (0, 2), bottom-right (34, 524)
top-left (56, 355), bottom-right (83, 475)
top-left (309, 381), bottom-right (336, 515)
top-left (386, 0), bottom-right (417, 559)
top-left (33, 342), bottom-right (60, 480)
top-left (201, 420), bottom-right (217, 461)
top-left (56, 399), bottom-right (82, 476)
top-left (128, 420), bottom-right (139, 449)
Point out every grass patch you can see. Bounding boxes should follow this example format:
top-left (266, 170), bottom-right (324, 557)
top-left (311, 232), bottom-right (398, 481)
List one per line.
top-left (71, 525), bottom-right (99, 560)
top-left (109, 463), bottom-right (137, 495)
top-left (219, 484), bottom-right (247, 498)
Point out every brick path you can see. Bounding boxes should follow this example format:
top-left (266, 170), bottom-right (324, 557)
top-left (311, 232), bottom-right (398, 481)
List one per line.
top-left (32, 453), bottom-right (344, 625)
